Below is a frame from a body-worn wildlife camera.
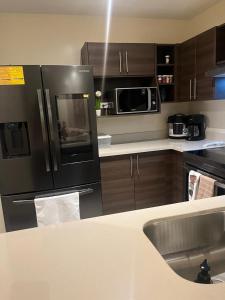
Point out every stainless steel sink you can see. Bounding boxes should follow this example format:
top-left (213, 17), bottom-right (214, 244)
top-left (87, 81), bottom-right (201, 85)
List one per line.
top-left (144, 210), bottom-right (225, 283)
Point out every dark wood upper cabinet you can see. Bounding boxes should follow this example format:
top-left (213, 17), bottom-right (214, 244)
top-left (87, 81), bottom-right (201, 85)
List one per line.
top-left (81, 43), bottom-right (123, 77)
top-left (134, 151), bottom-right (174, 210)
top-left (177, 28), bottom-right (216, 102)
top-left (177, 37), bottom-right (196, 101)
top-left (81, 42), bottom-right (155, 77)
top-left (81, 26), bottom-right (219, 101)
top-left (122, 43), bottom-right (155, 76)
top-left (196, 28), bottom-right (216, 101)
top-left (216, 23), bottom-right (225, 64)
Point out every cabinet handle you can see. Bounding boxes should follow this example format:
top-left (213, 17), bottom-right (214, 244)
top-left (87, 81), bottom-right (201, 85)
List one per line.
top-left (136, 154), bottom-right (140, 176)
top-left (189, 79), bottom-right (192, 101)
top-left (45, 89), bottom-right (58, 172)
top-left (125, 51), bottom-right (129, 73)
top-left (194, 77), bottom-right (197, 100)
top-left (119, 51), bottom-right (122, 73)
top-left (130, 155), bottom-right (133, 177)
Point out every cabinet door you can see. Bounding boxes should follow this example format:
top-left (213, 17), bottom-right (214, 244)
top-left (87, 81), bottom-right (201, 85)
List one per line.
top-left (100, 155), bottom-right (135, 215)
top-left (83, 43), bottom-right (123, 77)
top-left (122, 43), bottom-right (155, 76)
top-left (0, 66), bottom-right (54, 195)
top-left (41, 65), bottom-right (100, 188)
top-left (134, 151), bottom-right (174, 209)
top-left (177, 37), bottom-right (196, 101)
top-left (171, 152), bottom-right (185, 203)
top-left (196, 28), bottom-right (216, 101)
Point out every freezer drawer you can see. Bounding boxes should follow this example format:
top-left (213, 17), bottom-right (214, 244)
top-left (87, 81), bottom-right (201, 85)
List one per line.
top-left (1, 183), bottom-right (102, 232)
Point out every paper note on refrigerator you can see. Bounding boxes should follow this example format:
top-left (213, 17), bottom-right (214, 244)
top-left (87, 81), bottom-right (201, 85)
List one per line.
top-left (0, 66), bottom-right (25, 85)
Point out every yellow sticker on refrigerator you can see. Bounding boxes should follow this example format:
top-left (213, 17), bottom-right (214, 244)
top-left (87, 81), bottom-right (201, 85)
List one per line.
top-left (0, 66), bottom-right (25, 85)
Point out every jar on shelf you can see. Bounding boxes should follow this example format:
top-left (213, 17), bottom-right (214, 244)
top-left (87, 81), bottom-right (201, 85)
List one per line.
top-left (162, 75), bottom-right (167, 83)
top-left (157, 75), bottom-right (162, 83)
top-left (165, 55), bottom-right (170, 64)
top-left (165, 76), bottom-right (170, 84)
top-left (169, 75), bottom-right (174, 84)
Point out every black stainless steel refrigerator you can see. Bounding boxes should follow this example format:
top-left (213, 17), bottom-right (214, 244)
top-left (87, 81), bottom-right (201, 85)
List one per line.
top-left (0, 65), bottom-right (102, 231)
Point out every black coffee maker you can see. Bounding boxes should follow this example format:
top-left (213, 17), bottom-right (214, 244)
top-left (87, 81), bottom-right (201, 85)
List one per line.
top-left (186, 114), bottom-right (206, 141)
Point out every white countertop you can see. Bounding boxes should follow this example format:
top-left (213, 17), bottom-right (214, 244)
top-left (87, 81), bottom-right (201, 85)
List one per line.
top-left (99, 139), bottom-right (225, 157)
top-left (1, 197), bottom-right (225, 299)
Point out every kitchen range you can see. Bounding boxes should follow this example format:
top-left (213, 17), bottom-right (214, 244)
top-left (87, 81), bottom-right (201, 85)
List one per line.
top-left (184, 147), bottom-right (225, 199)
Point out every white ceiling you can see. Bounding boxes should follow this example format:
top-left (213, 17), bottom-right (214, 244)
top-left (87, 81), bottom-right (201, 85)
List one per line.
top-left (0, 0), bottom-right (221, 19)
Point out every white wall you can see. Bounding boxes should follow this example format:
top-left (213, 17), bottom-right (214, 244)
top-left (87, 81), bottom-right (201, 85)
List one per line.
top-left (0, 13), bottom-right (188, 65)
top-left (186, 0), bottom-right (225, 38)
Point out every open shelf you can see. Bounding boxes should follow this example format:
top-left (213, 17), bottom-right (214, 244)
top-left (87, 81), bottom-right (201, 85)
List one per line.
top-left (158, 83), bottom-right (175, 86)
top-left (157, 45), bottom-right (175, 64)
top-left (158, 85), bottom-right (175, 102)
top-left (156, 44), bottom-right (176, 102)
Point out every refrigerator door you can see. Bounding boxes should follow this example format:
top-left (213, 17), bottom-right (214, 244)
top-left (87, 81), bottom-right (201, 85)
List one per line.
top-left (0, 66), bottom-right (53, 195)
top-left (41, 65), bottom-right (100, 188)
top-left (1, 182), bottom-right (102, 232)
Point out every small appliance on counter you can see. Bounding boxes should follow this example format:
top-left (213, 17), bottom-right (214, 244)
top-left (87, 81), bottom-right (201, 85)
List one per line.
top-left (168, 114), bottom-right (188, 139)
top-left (186, 114), bottom-right (206, 141)
top-left (97, 133), bottom-right (112, 148)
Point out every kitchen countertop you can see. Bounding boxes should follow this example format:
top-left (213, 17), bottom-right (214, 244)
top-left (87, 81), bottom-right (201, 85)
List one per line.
top-left (1, 197), bottom-right (225, 299)
top-left (99, 138), bottom-right (225, 157)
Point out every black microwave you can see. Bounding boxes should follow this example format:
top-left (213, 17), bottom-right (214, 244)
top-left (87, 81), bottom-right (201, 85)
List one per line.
top-left (112, 87), bottom-right (159, 114)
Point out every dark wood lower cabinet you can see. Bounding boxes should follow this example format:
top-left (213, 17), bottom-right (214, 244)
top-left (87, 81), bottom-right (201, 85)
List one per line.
top-left (135, 151), bottom-right (174, 209)
top-left (172, 151), bottom-right (185, 203)
top-left (100, 151), bottom-right (185, 215)
top-left (100, 155), bottom-right (135, 215)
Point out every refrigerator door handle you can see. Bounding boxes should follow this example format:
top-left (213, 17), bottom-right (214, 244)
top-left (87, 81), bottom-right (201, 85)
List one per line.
top-left (136, 154), bottom-right (140, 176)
top-left (37, 89), bottom-right (51, 172)
top-left (45, 89), bottom-right (58, 172)
top-left (125, 50), bottom-right (129, 73)
top-left (189, 79), bottom-right (192, 101)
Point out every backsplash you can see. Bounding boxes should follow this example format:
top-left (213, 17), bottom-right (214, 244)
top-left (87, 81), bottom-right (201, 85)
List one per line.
top-left (190, 100), bottom-right (225, 141)
top-left (97, 102), bottom-right (190, 143)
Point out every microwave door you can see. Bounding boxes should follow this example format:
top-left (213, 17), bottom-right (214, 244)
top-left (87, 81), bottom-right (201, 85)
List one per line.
top-left (147, 88), bottom-right (152, 111)
top-left (115, 89), bottom-right (119, 114)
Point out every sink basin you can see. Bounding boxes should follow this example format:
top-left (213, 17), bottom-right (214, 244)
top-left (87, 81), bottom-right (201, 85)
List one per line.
top-left (144, 210), bottom-right (225, 283)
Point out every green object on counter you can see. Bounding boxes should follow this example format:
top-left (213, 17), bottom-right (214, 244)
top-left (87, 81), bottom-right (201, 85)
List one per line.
top-left (95, 98), bottom-right (101, 110)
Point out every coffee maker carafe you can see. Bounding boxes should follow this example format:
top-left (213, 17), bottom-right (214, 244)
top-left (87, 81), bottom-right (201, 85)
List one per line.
top-left (186, 114), bottom-right (206, 141)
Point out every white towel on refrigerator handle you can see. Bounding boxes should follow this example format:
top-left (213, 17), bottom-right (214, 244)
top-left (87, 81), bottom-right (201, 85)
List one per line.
top-left (188, 170), bottom-right (201, 201)
top-left (34, 192), bottom-right (80, 227)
